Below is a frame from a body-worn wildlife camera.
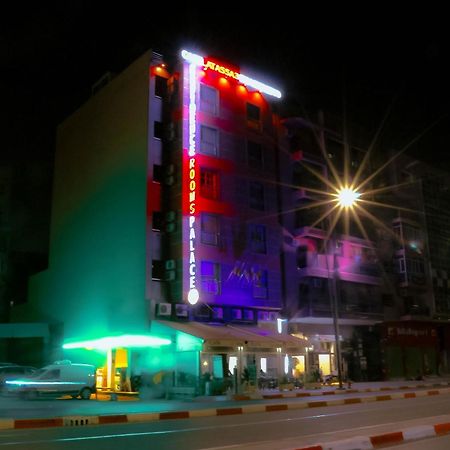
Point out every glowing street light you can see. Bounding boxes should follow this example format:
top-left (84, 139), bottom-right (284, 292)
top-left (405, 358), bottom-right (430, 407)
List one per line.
top-left (337, 187), bottom-right (360, 208)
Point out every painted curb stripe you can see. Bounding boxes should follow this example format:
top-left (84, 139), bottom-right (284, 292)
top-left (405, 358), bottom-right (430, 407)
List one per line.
top-left (375, 395), bottom-right (391, 401)
top-left (159, 411), bottom-right (190, 420)
top-left (216, 408), bottom-right (243, 416)
top-left (344, 397), bottom-right (362, 404)
top-left (15, 418), bottom-right (64, 429)
top-left (98, 414), bottom-right (128, 424)
top-left (404, 392), bottom-right (416, 398)
top-left (434, 422), bottom-right (450, 434)
top-left (296, 393), bottom-right (312, 397)
top-left (427, 390), bottom-right (439, 395)
top-left (307, 401), bottom-right (327, 408)
top-left (263, 394), bottom-right (283, 399)
top-left (370, 431), bottom-right (403, 446)
top-left (265, 404), bottom-right (288, 412)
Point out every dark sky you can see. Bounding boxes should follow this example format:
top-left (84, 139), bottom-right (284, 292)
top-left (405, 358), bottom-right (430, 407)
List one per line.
top-left (2, 5), bottom-right (449, 169)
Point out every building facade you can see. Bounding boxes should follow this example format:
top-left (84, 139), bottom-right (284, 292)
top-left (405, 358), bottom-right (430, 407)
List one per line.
top-left (11, 48), bottom-right (306, 393)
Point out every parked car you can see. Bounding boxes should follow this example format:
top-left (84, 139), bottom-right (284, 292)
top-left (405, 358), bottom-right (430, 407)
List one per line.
top-left (4, 360), bottom-right (96, 400)
top-left (0, 365), bottom-right (37, 391)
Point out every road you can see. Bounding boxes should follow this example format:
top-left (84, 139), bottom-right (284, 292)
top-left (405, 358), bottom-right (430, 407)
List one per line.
top-left (1, 393), bottom-right (450, 449)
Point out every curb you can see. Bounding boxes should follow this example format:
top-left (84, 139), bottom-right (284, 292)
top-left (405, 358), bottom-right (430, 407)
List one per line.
top-left (1, 387), bottom-right (450, 431)
top-left (293, 421), bottom-right (450, 449)
top-left (231, 381), bottom-right (450, 401)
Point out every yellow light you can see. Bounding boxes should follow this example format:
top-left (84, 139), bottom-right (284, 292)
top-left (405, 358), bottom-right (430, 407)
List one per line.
top-left (337, 187), bottom-right (360, 208)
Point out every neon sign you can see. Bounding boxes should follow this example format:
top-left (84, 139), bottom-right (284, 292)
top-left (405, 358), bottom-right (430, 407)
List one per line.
top-left (185, 53), bottom-right (200, 306)
top-left (181, 49), bottom-right (282, 99)
top-left (203, 60), bottom-right (239, 80)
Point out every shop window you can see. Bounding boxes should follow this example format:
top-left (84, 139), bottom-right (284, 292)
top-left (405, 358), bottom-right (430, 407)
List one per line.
top-left (249, 224), bottom-right (266, 254)
top-left (200, 84), bottom-right (218, 115)
top-left (201, 213), bottom-right (220, 245)
top-left (201, 261), bottom-right (221, 294)
top-left (200, 168), bottom-right (219, 199)
top-left (200, 125), bottom-right (218, 155)
top-left (155, 75), bottom-right (167, 98)
top-left (249, 181), bottom-right (264, 211)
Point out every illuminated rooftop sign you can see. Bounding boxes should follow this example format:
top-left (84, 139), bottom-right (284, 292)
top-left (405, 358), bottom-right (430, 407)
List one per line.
top-left (181, 49), bottom-right (282, 99)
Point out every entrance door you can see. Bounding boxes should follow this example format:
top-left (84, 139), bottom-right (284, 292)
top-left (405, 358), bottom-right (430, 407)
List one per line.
top-left (318, 353), bottom-right (331, 376)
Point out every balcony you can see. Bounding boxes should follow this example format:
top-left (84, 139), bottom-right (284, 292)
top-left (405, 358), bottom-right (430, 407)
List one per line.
top-left (298, 253), bottom-right (381, 285)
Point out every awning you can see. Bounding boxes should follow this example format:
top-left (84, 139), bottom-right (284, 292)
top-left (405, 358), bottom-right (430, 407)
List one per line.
top-left (152, 321), bottom-right (306, 352)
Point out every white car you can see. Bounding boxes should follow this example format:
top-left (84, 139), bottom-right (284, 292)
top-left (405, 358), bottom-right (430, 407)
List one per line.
top-left (4, 361), bottom-right (96, 400)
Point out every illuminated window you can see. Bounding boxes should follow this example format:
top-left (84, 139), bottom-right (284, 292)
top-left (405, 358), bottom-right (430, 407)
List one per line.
top-left (249, 224), bottom-right (266, 254)
top-left (155, 75), bottom-right (167, 98)
top-left (200, 84), bottom-right (218, 115)
top-left (201, 261), bottom-right (221, 294)
top-left (246, 103), bottom-right (261, 131)
top-left (201, 213), bottom-right (220, 245)
top-left (200, 168), bottom-right (219, 199)
top-left (247, 141), bottom-right (263, 169)
top-left (200, 125), bottom-right (218, 155)
top-left (249, 181), bottom-right (264, 210)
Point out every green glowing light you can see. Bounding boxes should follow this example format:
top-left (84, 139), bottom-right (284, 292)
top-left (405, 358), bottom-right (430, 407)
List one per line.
top-left (63, 334), bottom-right (172, 350)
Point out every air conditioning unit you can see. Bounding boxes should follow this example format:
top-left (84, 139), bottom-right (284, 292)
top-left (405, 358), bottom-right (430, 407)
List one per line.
top-left (165, 222), bottom-right (176, 233)
top-left (165, 259), bottom-right (176, 270)
top-left (157, 303), bottom-right (172, 316)
top-left (175, 304), bottom-right (188, 317)
top-left (166, 163), bottom-right (175, 175)
top-left (165, 175), bottom-right (175, 186)
top-left (165, 270), bottom-right (176, 281)
top-left (166, 211), bottom-right (176, 222)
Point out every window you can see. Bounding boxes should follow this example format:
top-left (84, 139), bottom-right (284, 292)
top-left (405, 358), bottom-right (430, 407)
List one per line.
top-left (155, 75), bottom-right (167, 98)
top-left (153, 164), bottom-right (163, 183)
top-left (249, 181), bottom-right (264, 210)
top-left (247, 141), bottom-right (263, 169)
top-left (200, 125), bottom-right (218, 155)
top-left (200, 168), bottom-right (219, 199)
top-left (201, 261), bottom-right (221, 294)
top-left (154, 121), bottom-right (163, 139)
top-left (246, 103), bottom-right (261, 131)
top-left (249, 224), bottom-right (266, 253)
top-left (296, 246), bottom-right (308, 268)
top-left (201, 213), bottom-right (220, 245)
top-left (253, 270), bottom-right (268, 298)
top-left (200, 84), bottom-right (218, 115)
top-left (152, 260), bottom-right (165, 281)
top-left (152, 211), bottom-right (163, 231)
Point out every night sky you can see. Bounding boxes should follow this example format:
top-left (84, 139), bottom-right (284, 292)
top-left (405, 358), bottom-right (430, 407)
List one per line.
top-left (2, 6), bottom-right (450, 169)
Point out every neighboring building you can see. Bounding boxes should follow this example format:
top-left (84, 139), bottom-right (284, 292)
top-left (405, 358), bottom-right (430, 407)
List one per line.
top-left (11, 49), bottom-right (305, 392)
top-left (279, 115), bottom-right (384, 380)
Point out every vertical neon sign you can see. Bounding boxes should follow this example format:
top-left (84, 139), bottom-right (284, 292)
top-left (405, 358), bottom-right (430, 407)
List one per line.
top-left (182, 50), bottom-right (202, 306)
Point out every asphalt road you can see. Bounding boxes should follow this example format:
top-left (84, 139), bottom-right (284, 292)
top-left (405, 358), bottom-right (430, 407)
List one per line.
top-left (1, 393), bottom-right (450, 449)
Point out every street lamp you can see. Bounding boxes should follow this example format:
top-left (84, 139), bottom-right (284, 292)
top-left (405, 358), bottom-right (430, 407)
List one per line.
top-left (329, 186), bottom-right (360, 389)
